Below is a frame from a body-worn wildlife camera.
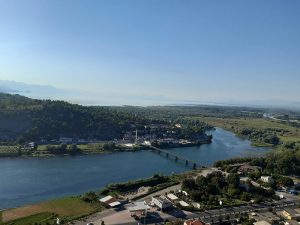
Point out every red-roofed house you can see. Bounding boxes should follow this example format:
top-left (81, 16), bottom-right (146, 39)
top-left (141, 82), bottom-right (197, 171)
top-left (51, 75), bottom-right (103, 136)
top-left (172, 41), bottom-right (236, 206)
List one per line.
top-left (184, 219), bottom-right (206, 225)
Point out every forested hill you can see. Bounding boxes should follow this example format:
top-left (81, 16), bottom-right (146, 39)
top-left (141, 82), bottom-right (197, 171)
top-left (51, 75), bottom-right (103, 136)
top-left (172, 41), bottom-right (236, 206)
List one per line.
top-left (0, 93), bottom-right (147, 143)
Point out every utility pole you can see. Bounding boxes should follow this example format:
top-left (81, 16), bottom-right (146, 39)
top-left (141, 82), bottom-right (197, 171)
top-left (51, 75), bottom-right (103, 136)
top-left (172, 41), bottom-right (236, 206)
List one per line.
top-left (135, 129), bottom-right (138, 144)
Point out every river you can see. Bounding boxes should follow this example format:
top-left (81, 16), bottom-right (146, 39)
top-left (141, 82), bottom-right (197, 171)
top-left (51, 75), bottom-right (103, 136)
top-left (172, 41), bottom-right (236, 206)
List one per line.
top-left (0, 128), bottom-right (269, 209)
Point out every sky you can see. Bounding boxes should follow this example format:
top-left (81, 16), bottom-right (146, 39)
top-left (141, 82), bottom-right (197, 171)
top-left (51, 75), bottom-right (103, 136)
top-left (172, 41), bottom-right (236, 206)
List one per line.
top-left (0, 0), bottom-right (299, 106)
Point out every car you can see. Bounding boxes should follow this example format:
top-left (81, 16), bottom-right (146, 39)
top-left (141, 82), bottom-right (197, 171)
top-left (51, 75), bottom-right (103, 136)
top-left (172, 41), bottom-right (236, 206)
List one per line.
top-left (87, 223), bottom-right (94, 225)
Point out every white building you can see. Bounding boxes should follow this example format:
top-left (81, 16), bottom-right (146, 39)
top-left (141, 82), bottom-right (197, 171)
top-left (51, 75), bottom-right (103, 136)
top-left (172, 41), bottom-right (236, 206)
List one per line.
top-left (254, 221), bottom-right (272, 225)
top-left (151, 196), bottom-right (173, 211)
top-left (99, 195), bottom-right (121, 208)
top-left (261, 176), bottom-right (273, 183)
top-left (167, 193), bottom-right (178, 202)
top-left (128, 201), bottom-right (150, 217)
top-left (184, 219), bottom-right (205, 225)
top-left (59, 137), bottom-right (73, 144)
top-left (179, 200), bottom-right (190, 207)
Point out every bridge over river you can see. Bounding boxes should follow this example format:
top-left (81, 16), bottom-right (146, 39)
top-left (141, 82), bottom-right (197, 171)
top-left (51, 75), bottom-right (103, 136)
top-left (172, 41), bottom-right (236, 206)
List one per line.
top-left (148, 145), bottom-right (201, 169)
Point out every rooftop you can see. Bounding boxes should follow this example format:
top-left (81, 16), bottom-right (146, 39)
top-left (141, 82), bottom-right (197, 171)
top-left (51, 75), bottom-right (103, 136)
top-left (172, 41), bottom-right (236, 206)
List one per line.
top-left (108, 201), bottom-right (121, 207)
top-left (184, 219), bottom-right (205, 225)
top-left (250, 212), bottom-right (280, 223)
top-left (153, 195), bottom-right (170, 204)
top-left (254, 221), bottom-right (272, 225)
top-left (128, 201), bottom-right (150, 212)
top-left (284, 208), bottom-right (300, 217)
top-left (179, 200), bottom-right (189, 207)
top-left (167, 193), bottom-right (178, 201)
top-left (99, 195), bottom-right (114, 203)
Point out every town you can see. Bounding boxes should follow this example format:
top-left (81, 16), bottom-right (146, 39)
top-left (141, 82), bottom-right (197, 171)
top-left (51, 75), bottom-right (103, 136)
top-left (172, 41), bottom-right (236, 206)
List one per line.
top-left (3, 121), bottom-right (213, 158)
top-left (71, 161), bottom-right (300, 225)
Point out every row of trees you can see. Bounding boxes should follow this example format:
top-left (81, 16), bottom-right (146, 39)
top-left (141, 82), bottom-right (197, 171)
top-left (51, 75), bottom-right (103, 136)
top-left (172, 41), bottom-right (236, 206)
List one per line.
top-left (238, 127), bottom-right (281, 146)
top-left (215, 146), bottom-right (300, 176)
top-left (46, 144), bottom-right (81, 155)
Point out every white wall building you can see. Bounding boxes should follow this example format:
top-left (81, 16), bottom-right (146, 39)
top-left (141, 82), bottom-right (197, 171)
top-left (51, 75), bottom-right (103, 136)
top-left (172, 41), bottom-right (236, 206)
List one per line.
top-left (261, 176), bottom-right (273, 183)
top-left (151, 196), bottom-right (172, 211)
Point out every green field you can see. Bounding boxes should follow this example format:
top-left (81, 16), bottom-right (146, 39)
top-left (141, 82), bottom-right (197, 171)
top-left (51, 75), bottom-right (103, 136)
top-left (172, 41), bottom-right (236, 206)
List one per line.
top-left (1, 197), bottom-right (102, 225)
top-left (0, 146), bottom-right (19, 157)
top-left (1, 212), bottom-right (54, 225)
top-left (198, 117), bottom-right (300, 146)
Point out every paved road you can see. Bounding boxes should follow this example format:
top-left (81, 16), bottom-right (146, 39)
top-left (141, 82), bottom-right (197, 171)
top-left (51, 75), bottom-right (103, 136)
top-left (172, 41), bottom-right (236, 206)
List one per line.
top-left (73, 199), bottom-right (300, 225)
top-left (188, 199), bottom-right (300, 224)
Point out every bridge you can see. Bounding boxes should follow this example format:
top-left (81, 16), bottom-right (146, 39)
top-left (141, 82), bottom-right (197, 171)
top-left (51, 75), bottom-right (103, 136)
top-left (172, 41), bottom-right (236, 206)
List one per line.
top-left (148, 145), bottom-right (199, 169)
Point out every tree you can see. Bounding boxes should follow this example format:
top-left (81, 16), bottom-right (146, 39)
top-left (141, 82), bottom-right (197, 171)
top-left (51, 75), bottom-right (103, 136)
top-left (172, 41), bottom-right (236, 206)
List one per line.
top-left (227, 184), bottom-right (239, 198)
top-left (103, 142), bottom-right (116, 151)
top-left (240, 192), bottom-right (251, 201)
top-left (227, 173), bottom-right (240, 188)
top-left (82, 192), bottom-right (98, 203)
top-left (68, 144), bottom-right (80, 154)
top-left (276, 176), bottom-right (294, 187)
top-left (196, 175), bottom-right (207, 187)
top-left (284, 141), bottom-right (296, 149)
top-left (182, 178), bottom-right (196, 190)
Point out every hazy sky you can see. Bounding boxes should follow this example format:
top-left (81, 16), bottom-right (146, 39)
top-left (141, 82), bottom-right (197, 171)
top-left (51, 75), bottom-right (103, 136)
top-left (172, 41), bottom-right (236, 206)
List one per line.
top-left (0, 0), bottom-right (299, 105)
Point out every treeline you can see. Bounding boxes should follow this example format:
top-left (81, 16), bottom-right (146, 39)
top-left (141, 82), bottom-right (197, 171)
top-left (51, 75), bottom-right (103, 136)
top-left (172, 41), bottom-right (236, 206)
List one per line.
top-left (178, 119), bottom-right (213, 139)
top-left (111, 105), bottom-right (265, 121)
top-left (214, 147), bottom-right (300, 176)
top-left (0, 93), bottom-right (149, 143)
top-left (100, 174), bottom-right (171, 195)
top-left (235, 127), bottom-right (284, 146)
top-left (182, 171), bottom-right (275, 206)
top-left (46, 144), bottom-right (82, 155)
top-left (214, 157), bottom-right (254, 167)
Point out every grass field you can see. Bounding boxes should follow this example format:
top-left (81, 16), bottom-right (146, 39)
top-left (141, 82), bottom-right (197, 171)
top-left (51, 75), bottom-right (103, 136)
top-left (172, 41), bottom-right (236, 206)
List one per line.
top-left (0, 146), bottom-right (19, 157)
top-left (1, 197), bottom-right (100, 224)
top-left (1, 212), bottom-right (54, 225)
top-left (197, 117), bottom-right (300, 146)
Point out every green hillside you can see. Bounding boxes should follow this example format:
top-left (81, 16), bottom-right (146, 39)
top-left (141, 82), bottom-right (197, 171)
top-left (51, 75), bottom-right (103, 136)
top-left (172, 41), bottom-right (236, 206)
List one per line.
top-left (0, 93), bottom-right (145, 143)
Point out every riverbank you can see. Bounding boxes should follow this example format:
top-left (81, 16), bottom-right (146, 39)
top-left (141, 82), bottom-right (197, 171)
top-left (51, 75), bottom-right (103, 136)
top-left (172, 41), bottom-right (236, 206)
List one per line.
top-left (199, 117), bottom-right (300, 148)
top-left (0, 136), bottom-right (212, 158)
top-left (0, 196), bottom-right (104, 225)
top-left (0, 128), bottom-right (270, 210)
top-left (0, 172), bottom-right (188, 225)
top-left (0, 143), bottom-right (146, 158)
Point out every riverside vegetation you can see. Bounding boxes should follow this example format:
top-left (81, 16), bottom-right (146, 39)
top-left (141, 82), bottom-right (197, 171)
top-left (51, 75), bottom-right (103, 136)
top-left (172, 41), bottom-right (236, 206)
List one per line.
top-left (0, 174), bottom-right (177, 225)
top-left (1, 93), bottom-right (300, 224)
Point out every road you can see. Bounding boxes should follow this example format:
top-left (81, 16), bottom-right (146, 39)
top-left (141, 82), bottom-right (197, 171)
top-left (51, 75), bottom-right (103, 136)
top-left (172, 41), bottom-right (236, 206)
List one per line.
top-left (73, 199), bottom-right (300, 225)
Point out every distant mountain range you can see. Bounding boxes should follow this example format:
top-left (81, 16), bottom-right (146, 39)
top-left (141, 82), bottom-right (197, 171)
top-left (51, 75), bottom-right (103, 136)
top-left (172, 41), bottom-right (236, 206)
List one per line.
top-left (0, 80), bottom-right (299, 110)
top-left (0, 80), bottom-right (70, 99)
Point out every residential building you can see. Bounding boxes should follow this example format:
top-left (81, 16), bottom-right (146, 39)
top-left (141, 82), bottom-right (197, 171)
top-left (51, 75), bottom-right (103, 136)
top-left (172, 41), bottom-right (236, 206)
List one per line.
top-left (254, 221), bottom-right (271, 225)
top-left (151, 196), bottom-right (172, 211)
top-left (250, 212), bottom-right (280, 223)
top-left (261, 176), bottom-right (274, 183)
top-left (167, 193), bottom-right (179, 202)
top-left (128, 201), bottom-right (150, 217)
top-left (286, 220), bottom-right (300, 225)
top-left (281, 209), bottom-right (300, 221)
top-left (99, 195), bottom-right (120, 208)
top-left (59, 137), bottom-right (73, 144)
top-left (179, 200), bottom-right (189, 207)
top-left (184, 219), bottom-right (205, 225)
top-left (27, 142), bottom-right (35, 148)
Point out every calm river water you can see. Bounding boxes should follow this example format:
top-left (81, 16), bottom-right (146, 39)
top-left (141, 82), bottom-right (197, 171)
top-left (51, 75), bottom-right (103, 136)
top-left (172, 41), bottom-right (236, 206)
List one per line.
top-left (0, 128), bottom-right (269, 209)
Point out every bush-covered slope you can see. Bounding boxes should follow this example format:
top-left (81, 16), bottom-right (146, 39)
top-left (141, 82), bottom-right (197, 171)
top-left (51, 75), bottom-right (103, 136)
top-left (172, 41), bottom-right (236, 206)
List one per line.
top-left (0, 93), bottom-right (143, 143)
